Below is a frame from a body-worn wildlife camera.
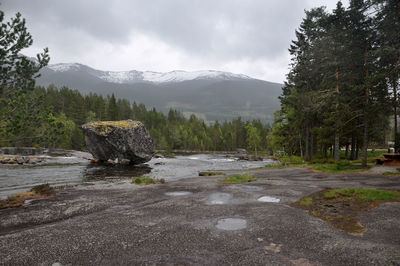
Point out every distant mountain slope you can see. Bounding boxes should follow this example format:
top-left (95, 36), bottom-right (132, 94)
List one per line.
top-left (36, 63), bottom-right (282, 123)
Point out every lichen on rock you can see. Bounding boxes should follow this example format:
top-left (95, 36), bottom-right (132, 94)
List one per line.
top-left (82, 120), bottom-right (154, 164)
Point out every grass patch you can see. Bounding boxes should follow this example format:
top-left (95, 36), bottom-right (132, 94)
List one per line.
top-left (0, 184), bottom-right (54, 210)
top-left (293, 188), bottom-right (400, 233)
top-left (312, 161), bottom-right (369, 173)
top-left (298, 197), bottom-right (313, 206)
top-left (220, 174), bottom-right (255, 184)
top-left (199, 171), bottom-right (225, 176)
top-left (323, 188), bottom-right (400, 201)
top-left (132, 176), bottom-right (165, 185)
top-left (382, 171), bottom-right (400, 176)
top-left (274, 155), bottom-right (304, 165)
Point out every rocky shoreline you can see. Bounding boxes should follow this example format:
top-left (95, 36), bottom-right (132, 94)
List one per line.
top-left (0, 147), bottom-right (92, 166)
top-left (0, 167), bottom-right (399, 265)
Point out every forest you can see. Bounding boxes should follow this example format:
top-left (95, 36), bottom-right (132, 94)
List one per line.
top-left (1, 84), bottom-right (271, 154)
top-left (273, 0), bottom-right (399, 165)
top-left (1, 0), bottom-right (399, 161)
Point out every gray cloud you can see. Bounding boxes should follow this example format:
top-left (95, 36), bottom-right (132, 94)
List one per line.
top-left (1, 0), bottom-right (344, 82)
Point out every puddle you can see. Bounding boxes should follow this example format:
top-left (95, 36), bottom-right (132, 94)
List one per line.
top-left (165, 191), bottom-right (193, 196)
top-left (216, 218), bottom-right (247, 230)
top-left (258, 196), bottom-right (280, 203)
top-left (229, 185), bottom-right (263, 192)
top-left (206, 192), bottom-right (233, 205)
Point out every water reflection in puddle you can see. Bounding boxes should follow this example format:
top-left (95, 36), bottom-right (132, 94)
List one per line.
top-left (258, 196), bottom-right (280, 203)
top-left (165, 191), bottom-right (193, 196)
top-left (206, 193), bottom-right (232, 205)
top-left (216, 218), bottom-right (247, 230)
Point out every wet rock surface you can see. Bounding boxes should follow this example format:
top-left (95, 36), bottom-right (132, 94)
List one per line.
top-left (82, 120), bottom-right (154, 164)
top-left (1, 168), bottom-right (400, 265)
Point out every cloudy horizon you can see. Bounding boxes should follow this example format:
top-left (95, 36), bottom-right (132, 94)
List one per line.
top-left (1, 0), bottom-right (346, 83)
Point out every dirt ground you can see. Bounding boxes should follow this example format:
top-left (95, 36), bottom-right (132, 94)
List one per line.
top-left (1, 167), bottom-right (400, 265)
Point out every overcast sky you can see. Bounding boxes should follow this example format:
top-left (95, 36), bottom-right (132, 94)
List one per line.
top-left (1, 0), bottom-right (346, 83)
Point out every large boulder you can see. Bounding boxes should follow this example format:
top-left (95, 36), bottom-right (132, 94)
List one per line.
top-left (82, 120), bottom-right (154, 164)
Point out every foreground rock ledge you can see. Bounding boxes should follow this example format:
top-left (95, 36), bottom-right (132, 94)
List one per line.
top-left (82, 120), bottom-right (154, 164)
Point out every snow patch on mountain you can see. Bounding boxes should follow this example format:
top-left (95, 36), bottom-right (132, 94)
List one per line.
top-left (46, 63), bottom-right (253, 84)
top-left (99, 70), bottom-right (142, 83)
top-left (48, 63), bottom-right (81, 72)
top-left (142, 70), bottom-right (251, 83)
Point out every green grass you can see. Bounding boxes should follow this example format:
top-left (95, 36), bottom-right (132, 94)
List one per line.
top-left (198, 171), bottom-right (225, 176)
top-left (313, 161), bottom-right (369, 173)
top-left (323, 188), bottom-right (400, 201)
top-left (133, 177), bottom-right (155, 185)
top-left (382, 171), bottom-right (400, 176)
top-left (339, 149), bottom-right (386, 159)
top-left (132, 176), bottom-right (165, 185)
top-left (220, 174), bottom-right (255, 184)
top-left (274, 155), bottom-right (304, 165)
top-left (298, 197), bottom-right (313, 206)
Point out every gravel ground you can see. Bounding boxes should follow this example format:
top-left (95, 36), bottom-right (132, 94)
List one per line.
top-left (1, 167), bottom-right (400, 265)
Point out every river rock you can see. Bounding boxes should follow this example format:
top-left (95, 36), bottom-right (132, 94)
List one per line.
top-left (82, 120), bottom-right (154, 164)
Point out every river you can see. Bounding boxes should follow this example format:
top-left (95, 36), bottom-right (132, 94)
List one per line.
top-left (0, 153), bottom-right (274, 199)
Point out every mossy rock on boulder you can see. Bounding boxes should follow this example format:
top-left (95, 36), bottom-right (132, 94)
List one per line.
top-left (82, 120), bottom-right (154, 165)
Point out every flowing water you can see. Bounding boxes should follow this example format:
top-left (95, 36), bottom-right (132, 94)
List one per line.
top-left (0, 153), bottom-right (272, 199)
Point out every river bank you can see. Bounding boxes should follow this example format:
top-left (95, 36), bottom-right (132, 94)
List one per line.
top-left (1, 167), bottom-right (399, 265)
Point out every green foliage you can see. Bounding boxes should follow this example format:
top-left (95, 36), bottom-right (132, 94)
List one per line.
top-left (198, 171), bottom-right (225, 176)
top-left (313, 161), bottom-right (368, 173)
top-left (323, 188), bottom-right (400, 201)
top-left (382, 171), bottom-right (400, 176)
top-left (220, 174), bottom-right (255, 184)
top-left (298, 197), bottom-right (313, 206)
top-left (275, 1), bottom-right (395, 163)
top-left (275, 155), bottom-right (304, 165)
top-left (132, 177), bottom-right (165, 185)
top-left (0, 9), bottom-right (51, 147)
top-left (133, 177), bottom-right (154, 185)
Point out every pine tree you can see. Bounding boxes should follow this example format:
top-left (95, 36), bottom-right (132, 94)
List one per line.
top-left (0, 9), bottom-right (50, 146)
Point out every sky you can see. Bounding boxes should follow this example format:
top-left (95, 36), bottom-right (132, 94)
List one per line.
top-left (1, 0), bottom-right (347, 83)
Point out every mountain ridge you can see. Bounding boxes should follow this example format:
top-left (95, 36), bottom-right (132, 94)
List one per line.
top-left (36, 62), bottom-right (283, 123)
top-left (46, 63), bottom-right (254, 84)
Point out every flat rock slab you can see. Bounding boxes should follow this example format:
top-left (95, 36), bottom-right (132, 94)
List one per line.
top-left (1, 168), bottom-right (400, 265)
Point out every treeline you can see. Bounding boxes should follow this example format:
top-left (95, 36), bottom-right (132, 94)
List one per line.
top-left (272, 0), bottom-right (399, 165)
top-left (2, 85), bottom-right (272, 153)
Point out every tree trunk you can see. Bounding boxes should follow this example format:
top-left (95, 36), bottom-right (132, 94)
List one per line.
top-left (305, 124), bottom-right (310, 161)
top-left (334, 130), bottom-right (340, 161)
top-left (299, 133), bottom-right (303, 158)
top-left (394, 79), bottom-right (398, 152)
top-left (350, 133), bottom-right (356, 160)
top-left (355, 141), bottom-right (359, 160)
top-left (334, 60), bottom-right (340, 161)
top-left (345, 143), bottom-right (349, 159)
top-left (310, 120), bottom-right (314, 161)
top-left (362, 115), bottom-right (368, 167)
top-left (362, 60), bottom-right (370, 167)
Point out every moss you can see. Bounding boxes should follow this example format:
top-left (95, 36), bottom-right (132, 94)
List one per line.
top-left (298, 197), bottom-right (313, 206)
top-left (30, 184), bottom-right (54, 196)
top-left (132, 176), bottom-right (165, 185)
top-left (199, 171), bottom-right (225, 176)
top-left (0, 184), bottom-right (55, 210)
top-left (323, 188), bottom-right (400, 201)
top-left (311, 161), bottom-right (369, 173)
top-left (293, 188), bottom-right (400, 234)
top-left (220, 174), bottom-right (255, 184)
top-left (87, 120), bottom-right (141, 135)
top-left (382, 171), bottom-right (400, 176)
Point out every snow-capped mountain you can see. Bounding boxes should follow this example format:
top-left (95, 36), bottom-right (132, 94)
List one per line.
top-left (47, 63), bottom-right (252, 84)
top-left (37, 62), bottom-right (282, 123)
